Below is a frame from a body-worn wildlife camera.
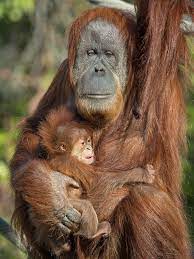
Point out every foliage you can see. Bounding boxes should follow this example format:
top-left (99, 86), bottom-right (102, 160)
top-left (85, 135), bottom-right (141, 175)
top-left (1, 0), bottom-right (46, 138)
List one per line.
top-left (0, 236), bottom-right (26, 259)
top-left (0, 0), bottom-right (34, 21)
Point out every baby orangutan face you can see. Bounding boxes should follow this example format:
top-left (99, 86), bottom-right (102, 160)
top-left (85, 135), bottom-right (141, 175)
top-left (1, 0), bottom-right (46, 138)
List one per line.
top-left (57, 124), bottom-right (95, 165)
top-left (71, 136), bottom-right (94, 164)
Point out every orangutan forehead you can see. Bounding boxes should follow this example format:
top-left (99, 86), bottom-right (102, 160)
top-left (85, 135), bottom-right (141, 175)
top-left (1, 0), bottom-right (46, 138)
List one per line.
top-left (79, 19), bottom-right (125, 49)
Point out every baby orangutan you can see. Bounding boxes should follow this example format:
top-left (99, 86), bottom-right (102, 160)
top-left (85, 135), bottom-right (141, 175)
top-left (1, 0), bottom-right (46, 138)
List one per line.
top-left (38, 107), bottom-right (155, 253)
top-left (39, 109), bottom-right (111, 242)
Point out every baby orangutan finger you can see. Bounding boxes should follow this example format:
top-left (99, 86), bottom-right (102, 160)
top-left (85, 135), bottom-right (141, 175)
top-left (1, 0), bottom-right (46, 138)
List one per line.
top-left (145, 164), bottom-right (155, 183)
top-left (91, 221), bottom-right (111, 239)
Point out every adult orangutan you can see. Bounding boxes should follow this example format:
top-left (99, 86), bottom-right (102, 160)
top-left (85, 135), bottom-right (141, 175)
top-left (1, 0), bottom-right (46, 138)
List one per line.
top-left (10, 1), bottom-right (193, 258)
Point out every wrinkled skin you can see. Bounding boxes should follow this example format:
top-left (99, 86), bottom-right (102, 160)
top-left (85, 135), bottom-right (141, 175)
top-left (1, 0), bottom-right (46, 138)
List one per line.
top-left (73, 19), bottom-right (127, 123)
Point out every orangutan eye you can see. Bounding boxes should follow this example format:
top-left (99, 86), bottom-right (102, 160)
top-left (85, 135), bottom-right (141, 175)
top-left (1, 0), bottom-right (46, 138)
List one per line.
top-left (105, 50), bottom-right (114, 57)
top-left (87, 138), bottom-right (91, 143)
top-left (87, 49), bottom-right (97, 56)
top-left (81, 141), bottom-right (85, 145)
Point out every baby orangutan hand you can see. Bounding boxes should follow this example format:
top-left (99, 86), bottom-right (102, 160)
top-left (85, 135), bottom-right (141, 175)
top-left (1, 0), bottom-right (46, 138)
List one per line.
top-left (125, 164), bottom-right (155, 185)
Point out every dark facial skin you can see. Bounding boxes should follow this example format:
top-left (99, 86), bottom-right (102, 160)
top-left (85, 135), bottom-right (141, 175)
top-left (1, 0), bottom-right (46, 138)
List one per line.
top-left (73, 19), bottom-right (127, 123)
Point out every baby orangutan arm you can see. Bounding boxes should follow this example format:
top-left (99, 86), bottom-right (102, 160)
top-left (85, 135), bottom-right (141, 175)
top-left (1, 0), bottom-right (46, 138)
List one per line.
top-left (88, 165), bottom-right (155, 222)
top-left (108, 164), bottom-right (155, 187)
top-left (94, 164), bottom-right (155, 194)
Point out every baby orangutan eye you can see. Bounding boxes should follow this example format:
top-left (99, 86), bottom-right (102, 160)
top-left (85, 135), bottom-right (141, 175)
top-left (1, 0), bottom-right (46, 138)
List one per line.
top-left (60, 144), bottom-right (66, 151)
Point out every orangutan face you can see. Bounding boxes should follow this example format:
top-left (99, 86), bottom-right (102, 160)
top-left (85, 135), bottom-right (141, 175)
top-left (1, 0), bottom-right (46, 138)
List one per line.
top-left (73, 19), bottom-right (127, 124)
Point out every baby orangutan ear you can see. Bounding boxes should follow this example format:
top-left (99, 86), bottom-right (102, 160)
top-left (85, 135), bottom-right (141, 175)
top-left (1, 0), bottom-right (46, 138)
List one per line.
top-left (57, 126), bottom-right (66, 134)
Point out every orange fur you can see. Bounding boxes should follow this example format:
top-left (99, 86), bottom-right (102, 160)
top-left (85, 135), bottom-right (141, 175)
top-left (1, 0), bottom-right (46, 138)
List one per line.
top-left (10, 2), bottom-right (193, 259)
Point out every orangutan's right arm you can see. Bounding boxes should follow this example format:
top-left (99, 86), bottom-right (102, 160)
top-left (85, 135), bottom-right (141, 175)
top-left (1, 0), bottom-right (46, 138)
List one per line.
top-left (10, 131), bottom-right (82, 250)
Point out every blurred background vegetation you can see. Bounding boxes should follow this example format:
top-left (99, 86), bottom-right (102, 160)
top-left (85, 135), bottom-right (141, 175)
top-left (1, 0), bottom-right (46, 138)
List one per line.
top-left (0, 0), bottom-right (193, 258)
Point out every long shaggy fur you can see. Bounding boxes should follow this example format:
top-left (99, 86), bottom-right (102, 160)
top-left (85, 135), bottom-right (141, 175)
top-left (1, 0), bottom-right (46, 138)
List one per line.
top-left (10, 2), bottom-right (193, 258)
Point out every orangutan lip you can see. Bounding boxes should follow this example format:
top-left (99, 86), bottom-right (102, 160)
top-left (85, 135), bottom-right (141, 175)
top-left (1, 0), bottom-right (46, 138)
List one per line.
top-left (85, 94), bottom-right (112, 99)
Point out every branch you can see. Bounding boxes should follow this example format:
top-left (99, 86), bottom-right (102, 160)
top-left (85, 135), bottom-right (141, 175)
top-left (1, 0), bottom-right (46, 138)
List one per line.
top-left (88, 0), bottom-right (194, 33)
top-left (0, 217), bottom-right (26, 253)
top-left (90, 0), bottom-right (135, 13)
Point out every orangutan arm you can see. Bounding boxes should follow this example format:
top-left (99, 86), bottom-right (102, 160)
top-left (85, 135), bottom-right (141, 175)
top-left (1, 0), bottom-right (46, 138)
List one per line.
top-left (10, 131), bottom-right (84, 253)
